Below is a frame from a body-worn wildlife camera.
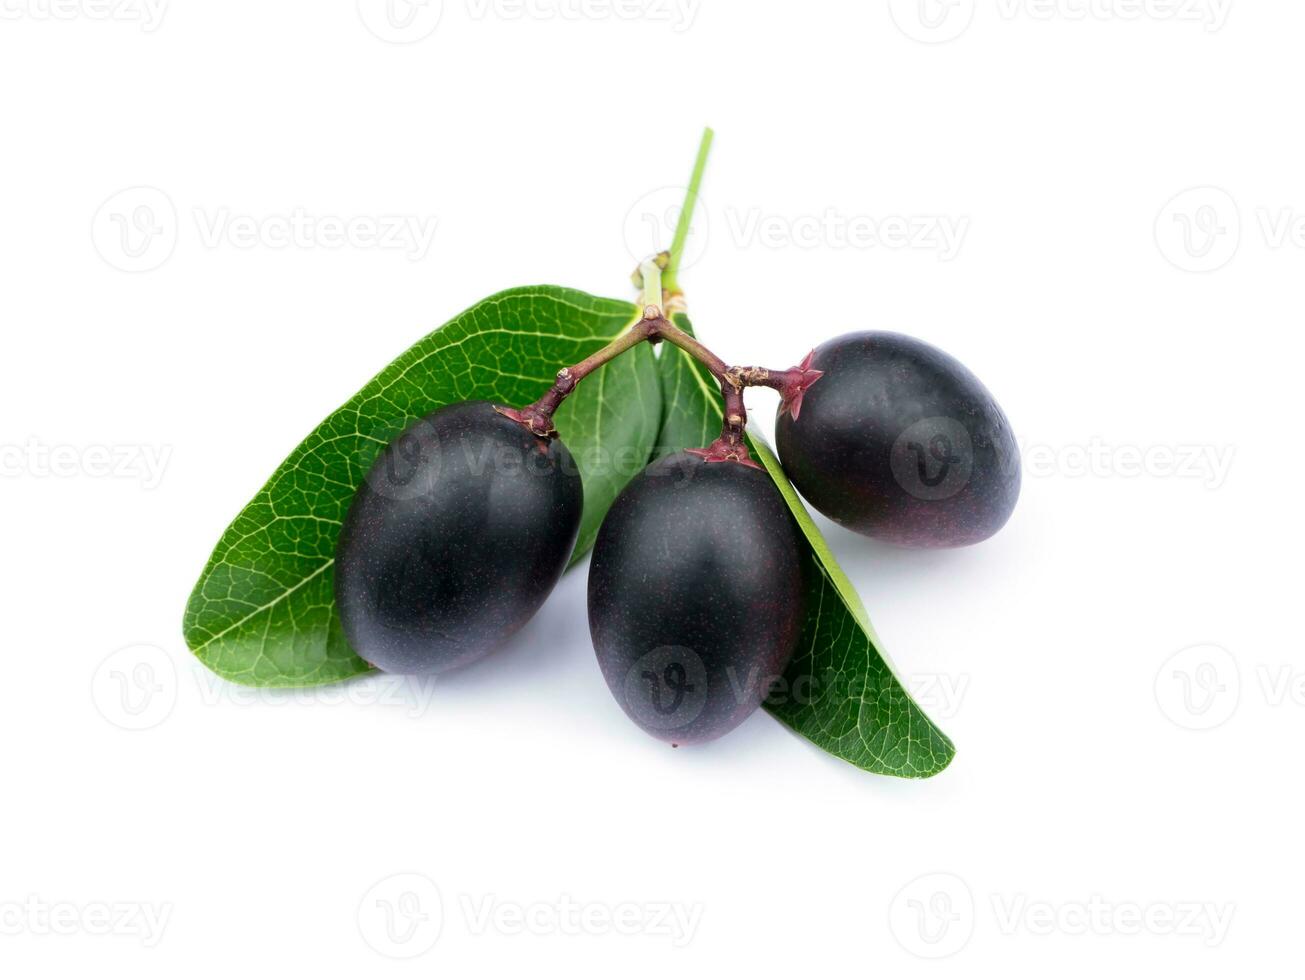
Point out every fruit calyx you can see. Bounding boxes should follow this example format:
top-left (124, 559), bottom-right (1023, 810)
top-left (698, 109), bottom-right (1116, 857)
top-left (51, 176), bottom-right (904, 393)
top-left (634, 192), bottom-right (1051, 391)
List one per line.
top-left (775, 350), bottom-right (824, 420)
top-left (494, 404), bottom-right (557, 437)
top-left (494, 366), bottom-right (580, 437)
top-left (686, 438), bottom-right (763, 470)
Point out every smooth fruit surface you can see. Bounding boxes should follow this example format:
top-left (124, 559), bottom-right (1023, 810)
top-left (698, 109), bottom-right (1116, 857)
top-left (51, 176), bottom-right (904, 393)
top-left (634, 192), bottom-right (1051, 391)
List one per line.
top-left (335, 400), bottom-right (583, 674)
top-left (588, 452), bottom-right (804, 745)
top-left (776, 331), bottom-right (1020, 548)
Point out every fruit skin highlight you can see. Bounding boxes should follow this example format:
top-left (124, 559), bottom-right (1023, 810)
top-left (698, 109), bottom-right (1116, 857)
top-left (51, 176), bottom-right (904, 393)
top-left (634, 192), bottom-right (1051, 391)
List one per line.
top-left (335, 401), bottom-right (582, 674)
top-left (588, 452), bottom-right (805, 745)
top-left (775, 331), bottom-right (1020, 549)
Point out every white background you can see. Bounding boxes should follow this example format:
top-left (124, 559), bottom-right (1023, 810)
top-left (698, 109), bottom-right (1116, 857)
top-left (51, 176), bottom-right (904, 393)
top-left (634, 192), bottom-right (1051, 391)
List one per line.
top-left (0, 1), bottom-right (1299, 976)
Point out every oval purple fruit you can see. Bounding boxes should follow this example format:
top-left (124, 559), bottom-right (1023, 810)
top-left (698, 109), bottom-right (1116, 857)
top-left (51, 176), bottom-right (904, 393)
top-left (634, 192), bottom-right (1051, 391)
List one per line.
top-left (335, 401), bottom-right (582, 674)
top-left (775, 331), bottom-right (1020, 548)
top-left (588, 452), bottom-right (804, 745)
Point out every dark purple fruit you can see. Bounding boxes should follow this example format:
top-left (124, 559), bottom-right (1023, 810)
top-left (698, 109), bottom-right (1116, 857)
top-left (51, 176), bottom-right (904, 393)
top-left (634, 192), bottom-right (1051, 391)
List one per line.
top-left (335, 400), bottom-right (582, 674)
top-left (587, 452), bottom-right (804, 745)
top-left (775, 331), bottom-right (1019, 548)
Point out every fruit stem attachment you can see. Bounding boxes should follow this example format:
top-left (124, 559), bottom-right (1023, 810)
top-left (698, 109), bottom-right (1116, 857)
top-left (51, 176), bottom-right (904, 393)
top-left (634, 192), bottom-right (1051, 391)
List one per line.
top-left (651, 324), bottom-right (823, 467)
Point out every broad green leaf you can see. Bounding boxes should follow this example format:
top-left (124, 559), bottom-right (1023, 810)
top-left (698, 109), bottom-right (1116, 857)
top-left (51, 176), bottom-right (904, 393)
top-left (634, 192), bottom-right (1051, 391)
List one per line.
top-left (184, 285), bottom-right (660, 687)
top-left (654, 314), bottom-right (955, 778)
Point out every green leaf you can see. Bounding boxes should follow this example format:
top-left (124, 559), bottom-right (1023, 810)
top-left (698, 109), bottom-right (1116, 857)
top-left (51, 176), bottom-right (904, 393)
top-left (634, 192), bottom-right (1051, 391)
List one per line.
top-left (654, 314), bottom-right (955, 778)
top-left (184, 285), bottom-right (661, 687)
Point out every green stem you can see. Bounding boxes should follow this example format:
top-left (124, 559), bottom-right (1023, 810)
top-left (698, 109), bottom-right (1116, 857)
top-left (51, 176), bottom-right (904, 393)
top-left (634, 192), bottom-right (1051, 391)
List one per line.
top-left (639, 258), bottom-right (663, 313)
top-left (663, 127), bottom-right (714, 295)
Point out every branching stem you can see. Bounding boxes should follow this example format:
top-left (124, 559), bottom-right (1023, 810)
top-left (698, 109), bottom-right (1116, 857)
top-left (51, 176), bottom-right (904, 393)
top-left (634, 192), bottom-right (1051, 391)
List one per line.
top-left (498, 128), bottom-right (824, 463)
top-left (498, 307), bottom-right (820, 459)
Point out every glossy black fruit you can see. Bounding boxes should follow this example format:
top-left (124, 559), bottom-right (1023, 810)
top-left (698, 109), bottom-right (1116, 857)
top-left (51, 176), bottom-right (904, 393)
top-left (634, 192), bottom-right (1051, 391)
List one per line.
top-left (588, 452), bottom-right (804, 745)
top-left (335, 400), bottom-right (583, 674)
top-left (775, 331), bottom-right (1019, 548)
